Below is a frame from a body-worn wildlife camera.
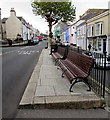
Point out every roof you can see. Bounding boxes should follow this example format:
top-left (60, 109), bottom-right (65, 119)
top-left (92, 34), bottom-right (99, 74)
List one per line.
top-left (77, 9), bottom-right (109, 27)
top-left (17, 17), bottom-right (27, 25)
top-left (2, 18), bottom-right (8, 23)
top-left (80, 9), bottom-right (108, 19)
top-left (2, 16), bottom-right (28, 26)
top-left (80, 12), bottom-right (98, 20)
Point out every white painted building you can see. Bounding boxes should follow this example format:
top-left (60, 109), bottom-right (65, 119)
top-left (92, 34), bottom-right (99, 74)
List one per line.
top-left (2, 8), bottom-right (39, 41)
top-left (76, 21), bottom-right (86, 49)
top-left (6, 8), bottom-right (22, 40)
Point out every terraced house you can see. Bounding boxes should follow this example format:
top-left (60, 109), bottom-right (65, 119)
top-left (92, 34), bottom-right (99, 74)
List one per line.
top-left (87, 9), bottom-right (110, 54)
top-left (2, 8), bottom-right (39, 41)
top-left (73, 9), bottom-right (106, 50)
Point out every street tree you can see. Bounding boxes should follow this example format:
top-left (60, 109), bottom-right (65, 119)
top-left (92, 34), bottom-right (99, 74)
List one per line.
top-left (31, 0), bottom-right (76, 48)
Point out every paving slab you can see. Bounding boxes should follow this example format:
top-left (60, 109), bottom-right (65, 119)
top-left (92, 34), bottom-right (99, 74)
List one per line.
top-left (35, 85), bottom-right (56, 97)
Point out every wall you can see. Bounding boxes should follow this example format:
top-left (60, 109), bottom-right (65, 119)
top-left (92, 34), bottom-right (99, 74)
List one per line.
top-left (6, 13), bottom-right (22, 40)
top-left (22, 24), bottom-right (27, 40)
top-left (87, 11), bottom-right (108, 35)
top-left (87, 11), bottom-right (109, 53)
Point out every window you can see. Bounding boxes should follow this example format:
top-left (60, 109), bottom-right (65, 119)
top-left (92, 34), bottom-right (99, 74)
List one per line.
top-left (88, 26), bottom-right (91, 37)
top-left (83, 25), bottom-right (86, 34)
top-left (96, 24), bottom-right (100, 35)
top-left (95, 22), bottom-right (103, 36)
top-left (92, 26), bottom-right (94, 36)
top-left (87, 25), bottom-right (94, 37)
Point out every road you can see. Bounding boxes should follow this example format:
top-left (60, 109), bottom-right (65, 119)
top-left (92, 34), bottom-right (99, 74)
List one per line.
top-left (1, 42), bottom-right (109, 119)
top-left (2, 41), bottom-right (47, 118)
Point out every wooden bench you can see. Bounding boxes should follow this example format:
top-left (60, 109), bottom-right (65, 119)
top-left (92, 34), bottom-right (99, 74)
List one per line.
top-left (57, 50), bottom-right (95, 92)
top-left (51, 46), bottom-right (69, 64)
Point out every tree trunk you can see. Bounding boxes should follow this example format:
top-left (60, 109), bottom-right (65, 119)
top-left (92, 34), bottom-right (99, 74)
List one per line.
top-left (48, 21), bottom-right (53, 49)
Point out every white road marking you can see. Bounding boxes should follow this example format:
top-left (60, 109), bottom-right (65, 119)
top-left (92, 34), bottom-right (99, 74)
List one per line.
top-left (1, 48), bottom-right (39, 56)
top-left (18, 50), bottom-right (38, 55)
top-left (2, 50), bottom-right (17, 55)
top-left (20, 46), bottom-right (33, 49)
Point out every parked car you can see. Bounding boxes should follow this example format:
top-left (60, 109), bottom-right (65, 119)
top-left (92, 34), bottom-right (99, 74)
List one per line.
top-left (107, 53), bottom-right (110, 61)
top-left (33, 37), bottom-right (39, 44)
top-left (82, 51), bottom-right (92, 57)
top-left (62, 42), bottom-right (70, 46)
top-left (43, 37), bottom-right (48, 40)
top-left (82, 51), bottom-right (110, 69)
top-left (0, 39), bottom-right (9, 45)
top-left (92, 52), bottom-right (110, 69)
top-left (37, 36), bottom-right (42, 41)
top-left (28, 37), bottom-right (39, 45)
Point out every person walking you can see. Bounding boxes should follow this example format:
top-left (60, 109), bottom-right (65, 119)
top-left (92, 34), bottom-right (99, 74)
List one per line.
top-left (88, 44), bottom-right (91, 51)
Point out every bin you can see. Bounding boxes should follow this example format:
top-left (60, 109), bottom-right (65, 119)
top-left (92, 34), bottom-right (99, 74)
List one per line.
top-left (50, 44), bottom-right (58, 54)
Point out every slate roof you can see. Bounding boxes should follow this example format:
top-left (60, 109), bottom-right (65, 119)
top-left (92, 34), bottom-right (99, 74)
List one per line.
top-left (2, 16), bottom-right (28, 26)
top-left (77, 9), bottom-right (109, 27)
top-left (2, 18), bottom-right (8, 23)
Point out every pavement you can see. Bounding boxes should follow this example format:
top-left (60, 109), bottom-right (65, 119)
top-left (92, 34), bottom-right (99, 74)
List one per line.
top-left (0, 41), bottom-right (28, 47)
top-left (19, 48), bottom-right (104, 109)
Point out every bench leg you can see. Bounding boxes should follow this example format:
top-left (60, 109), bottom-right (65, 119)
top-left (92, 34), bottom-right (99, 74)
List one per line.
top-left (83, 79), bottom-right (91, 91)
top-left (55, 59), bottom-right (58, 65)
top-left (56, 62), bottom-right (60, 69)
top-left (69, 78), bottom-right (91, 92)
top-left (69, 78), bottom-right (77, 92)
top-left (62, 69), bottom-right (67, 77)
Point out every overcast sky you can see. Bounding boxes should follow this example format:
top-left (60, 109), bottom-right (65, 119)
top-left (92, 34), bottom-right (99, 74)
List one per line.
top-left (0, 0), bottom-right (110, 34)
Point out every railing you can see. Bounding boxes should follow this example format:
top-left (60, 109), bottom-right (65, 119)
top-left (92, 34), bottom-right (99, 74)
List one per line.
top-left (70, 45), bottom-right (110, 98)
top-left (90, 52), bottom-right (108, 98)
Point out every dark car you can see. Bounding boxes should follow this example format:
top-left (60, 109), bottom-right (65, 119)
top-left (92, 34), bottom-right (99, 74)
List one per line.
top-left (28, 37), bottom-right (39, 45)
top-left (82, 51), bottom-right (110, 69)
top-left (0, 39), bottom-right (9, 45)
top-left (43, 37), bottom-right (48, 40)
top-left (82, 51), bottom-right (92, 57)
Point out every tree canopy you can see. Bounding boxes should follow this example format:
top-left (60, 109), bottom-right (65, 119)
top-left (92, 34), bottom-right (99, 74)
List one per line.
top-left (31, 0), bottom-right (76, 47)
top-left (32, 1), bottom-right (76, 25)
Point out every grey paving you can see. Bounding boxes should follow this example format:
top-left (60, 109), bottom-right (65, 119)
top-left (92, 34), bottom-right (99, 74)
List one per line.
top-left (19, 48), bottom-right (104, 109)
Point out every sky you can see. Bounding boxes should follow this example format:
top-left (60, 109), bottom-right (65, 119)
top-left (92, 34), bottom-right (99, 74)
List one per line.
top-left (0, 0), bottom-right (110, 34)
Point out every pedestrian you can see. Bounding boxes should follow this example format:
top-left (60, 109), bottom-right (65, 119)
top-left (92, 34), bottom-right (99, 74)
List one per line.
top-left (88, 44), bottom-right (91, 51)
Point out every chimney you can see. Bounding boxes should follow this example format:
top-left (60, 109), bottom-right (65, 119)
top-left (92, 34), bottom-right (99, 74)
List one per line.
top-left (10, 8), bottom-right (16, 16)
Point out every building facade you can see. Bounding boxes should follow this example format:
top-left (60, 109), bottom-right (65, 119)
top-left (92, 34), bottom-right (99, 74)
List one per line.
top-left (6, 8), bottom-right (23, 40)
top-left (2, 8), bottom-right (38, 41)
top-left (87, 9), bottom-right (109, 53)
top-left (54, 21), bottom-right (68, 42)
top-left (75, 9), bottom-right (105, 50)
